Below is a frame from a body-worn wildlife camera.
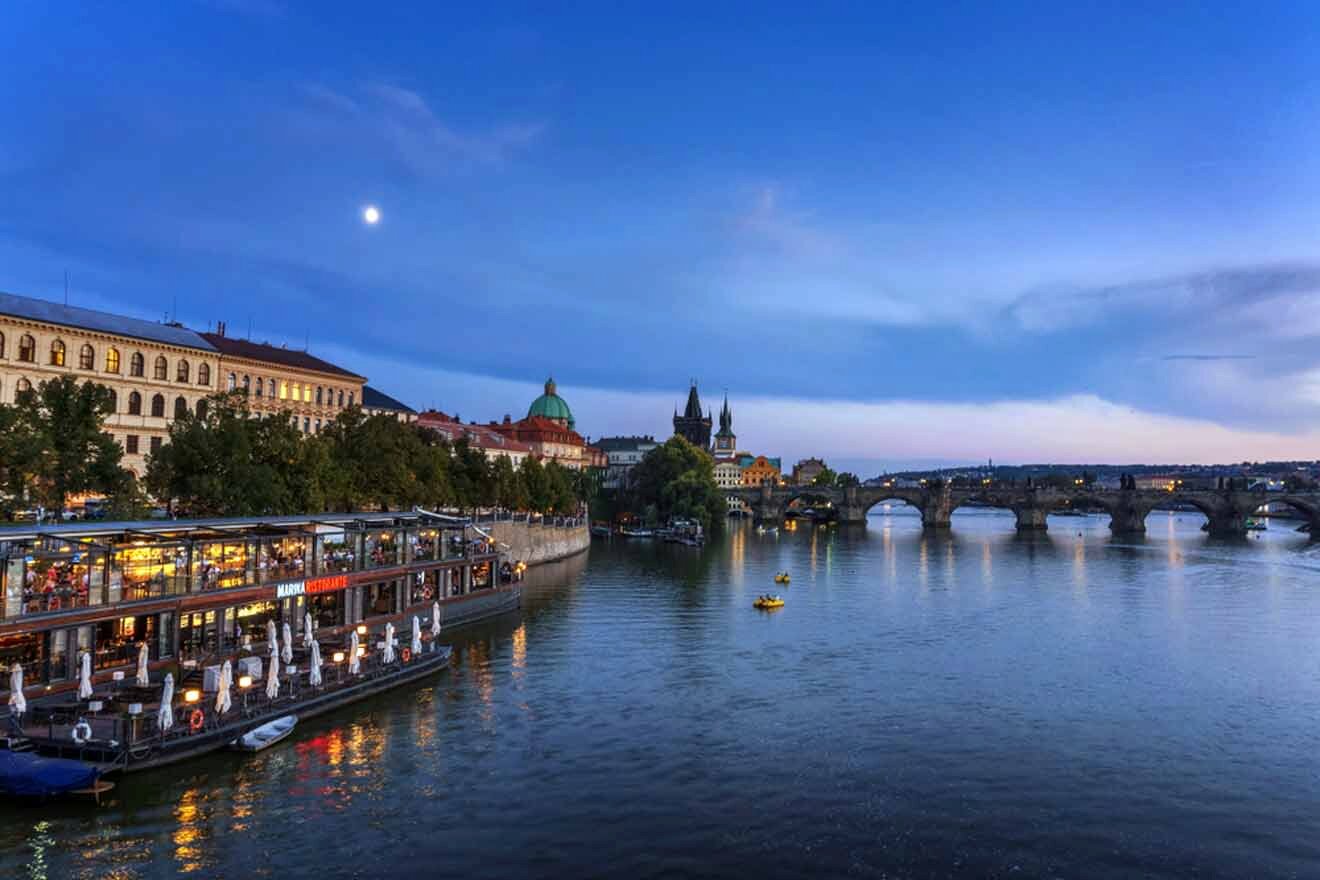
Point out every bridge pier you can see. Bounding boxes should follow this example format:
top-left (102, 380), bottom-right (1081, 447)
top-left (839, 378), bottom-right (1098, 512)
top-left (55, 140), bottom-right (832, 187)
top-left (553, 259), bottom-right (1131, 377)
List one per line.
top-left (1013, 506), bottom-right (1049, 531)
top-left (921, 487), bottom-right (953, 530)
top-left (1204, 511), bottom-right (1249, 539)
top-left (836, 487), bottom-right (868, 524)
top-left (1108, 497), bottom-right (1151, 535)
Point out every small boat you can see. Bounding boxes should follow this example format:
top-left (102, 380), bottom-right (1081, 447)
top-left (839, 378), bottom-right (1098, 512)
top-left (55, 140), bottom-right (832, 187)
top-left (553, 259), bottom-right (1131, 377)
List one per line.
top-left (753, 595), bottom-right (785, 609)
top-left (232, 715), bottom-right (297, 752)
top-left (1245, 518), bottom-right (1267, 531)
top-left (590, 525), bottom-right (612, 537)
top-left (0, 750), bottom-right (103, 799)
top-left (774, 573), bottom-right (791, 584)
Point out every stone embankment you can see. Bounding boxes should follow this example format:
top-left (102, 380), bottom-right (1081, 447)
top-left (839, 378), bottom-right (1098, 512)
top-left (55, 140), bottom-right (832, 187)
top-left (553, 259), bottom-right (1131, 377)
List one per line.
top-left (486, 517), bottom-right (590, 567)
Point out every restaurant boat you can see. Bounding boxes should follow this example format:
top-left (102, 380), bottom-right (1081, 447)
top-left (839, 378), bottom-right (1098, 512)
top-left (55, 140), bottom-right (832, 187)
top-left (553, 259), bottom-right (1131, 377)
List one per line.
top-left (0, 509), bottom-right (539, 776)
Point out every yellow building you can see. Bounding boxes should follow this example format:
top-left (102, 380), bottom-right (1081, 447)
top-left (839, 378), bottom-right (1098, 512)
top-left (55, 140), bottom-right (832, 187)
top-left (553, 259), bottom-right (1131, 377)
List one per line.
top-left (0, 292), bottom-right (222, 476)
top-left (740, 455), bottom-right (782, 487)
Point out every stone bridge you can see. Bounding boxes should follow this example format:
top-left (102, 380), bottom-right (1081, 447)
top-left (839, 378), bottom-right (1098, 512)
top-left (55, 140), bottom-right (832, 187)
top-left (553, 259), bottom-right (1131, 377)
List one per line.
top-left (726, 484), bottom-right (1320, 538)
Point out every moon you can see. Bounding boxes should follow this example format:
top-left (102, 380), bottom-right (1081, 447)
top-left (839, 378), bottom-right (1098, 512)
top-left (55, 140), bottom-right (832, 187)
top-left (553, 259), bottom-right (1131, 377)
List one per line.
top-left (362, 205), bottom-right (381, 225)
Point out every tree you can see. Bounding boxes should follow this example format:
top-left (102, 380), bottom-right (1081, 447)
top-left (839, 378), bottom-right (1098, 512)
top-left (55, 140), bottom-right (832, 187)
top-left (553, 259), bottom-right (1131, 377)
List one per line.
top-left (811, 466), bottom-right (839, 488)
top-left (626, 436), bottom-right (726, 531)
top-left (7, 377), bottom-right (128, 514)
top-left (837, 472), bottom-right (860, 488)
top-left (519, 456), bottom-right (551, 512)
top-left (492, 455), bottom-right (528, 511)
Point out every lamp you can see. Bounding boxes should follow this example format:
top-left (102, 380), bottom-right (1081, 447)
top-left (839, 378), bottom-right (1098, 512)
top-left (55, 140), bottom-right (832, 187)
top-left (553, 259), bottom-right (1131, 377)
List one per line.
top-left (355, 646), bottom-right (366, 658)
top-left (356, 624), bottom-right (367, 636)
top-left (332, 651), bottom-right (345, 664)
top-left (238, 675), bottom-right (253, 689)
top-left (184, 689), bottom-right (201, 704)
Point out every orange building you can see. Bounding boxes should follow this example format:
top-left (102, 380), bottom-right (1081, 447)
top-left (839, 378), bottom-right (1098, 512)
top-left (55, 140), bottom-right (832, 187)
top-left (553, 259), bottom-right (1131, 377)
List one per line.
top-left (740, 455), bottom-right (782, 487)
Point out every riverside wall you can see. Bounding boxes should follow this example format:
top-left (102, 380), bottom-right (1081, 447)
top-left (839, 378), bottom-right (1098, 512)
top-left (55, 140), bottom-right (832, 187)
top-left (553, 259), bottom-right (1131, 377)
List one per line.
top-left (488, 520), bottom-right (590, 567)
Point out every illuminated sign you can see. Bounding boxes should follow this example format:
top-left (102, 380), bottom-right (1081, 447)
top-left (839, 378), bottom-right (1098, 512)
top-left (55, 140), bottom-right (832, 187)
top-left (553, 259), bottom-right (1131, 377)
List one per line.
top-left (275, 580), bottom-right (305, 599)
top-left (306, 575), bottom-right (348, 596)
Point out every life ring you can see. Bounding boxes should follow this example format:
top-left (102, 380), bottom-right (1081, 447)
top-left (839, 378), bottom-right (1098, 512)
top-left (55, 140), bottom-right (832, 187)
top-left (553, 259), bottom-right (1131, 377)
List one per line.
top-left (401, 647), bottom-right (411, 663)
top-left (422, 585), bottom-right (433, 600)
top-left (71, 719), bottom-right (92, 745)
top-left (189, 709), bottom-right (204, 732)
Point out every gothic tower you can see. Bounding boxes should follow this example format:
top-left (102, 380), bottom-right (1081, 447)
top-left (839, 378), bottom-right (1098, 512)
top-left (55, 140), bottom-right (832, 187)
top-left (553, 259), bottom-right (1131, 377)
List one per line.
top-left (713, 392), bottom-right (736, 460)
top-left (672, 381), bottom-right (713, 449)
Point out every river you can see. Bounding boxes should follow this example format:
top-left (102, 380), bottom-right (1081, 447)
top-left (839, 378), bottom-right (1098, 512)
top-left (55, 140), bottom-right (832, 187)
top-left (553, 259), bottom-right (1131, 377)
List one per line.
top-left (3, 509), bottom-right (1320, 879)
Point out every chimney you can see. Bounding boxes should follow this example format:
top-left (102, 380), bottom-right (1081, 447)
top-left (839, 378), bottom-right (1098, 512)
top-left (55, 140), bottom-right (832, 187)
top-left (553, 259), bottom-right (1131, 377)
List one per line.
top-left (217, 321), bottom-right (226, 337)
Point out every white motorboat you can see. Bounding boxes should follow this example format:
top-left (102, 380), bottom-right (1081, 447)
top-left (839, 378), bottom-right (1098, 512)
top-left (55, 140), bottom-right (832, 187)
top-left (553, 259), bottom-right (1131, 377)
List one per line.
top-left (232, 715), bottom-right (297, 752)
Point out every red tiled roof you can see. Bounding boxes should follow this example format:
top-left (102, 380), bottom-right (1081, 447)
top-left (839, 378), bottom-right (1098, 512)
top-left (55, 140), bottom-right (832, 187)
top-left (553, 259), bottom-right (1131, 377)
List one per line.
top-left (417, 412), bottom-right (532, 453)
top-left (490, 415), bottom-right (586, 446)
top-left (199, 332), bottom-right (364, 379)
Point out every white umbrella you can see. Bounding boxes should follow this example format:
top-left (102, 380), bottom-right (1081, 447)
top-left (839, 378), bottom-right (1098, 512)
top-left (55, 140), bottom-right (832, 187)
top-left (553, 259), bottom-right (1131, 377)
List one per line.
top-left (77, 651), bottom-right (93, 700)
top-left (281, 621), bottom-right (294, 665)
top-left (135, 642), bottom-right (150, 687)
top-left (410, 616), bottom-right (422, 656)
top-left (382, 622), bottom-right (396, 664)
top-left (265, 619), bottom-right (277, 649)
top-left (215, 660), bottom-right (232, 716)
top-left (308, 641), bottom-right (322, 688)
top-left (431, 601), bottom-right (442, 639)
top-left (265, 643), bottom-right (280, 699)
top-left (8, 663), bottom-right (26, 718)
top-left (348, 631), bottom-right (361, 675)
top-left (303, 612), bottom-right (314, 649)
top-left (158, 673), bottom-right (175, 733)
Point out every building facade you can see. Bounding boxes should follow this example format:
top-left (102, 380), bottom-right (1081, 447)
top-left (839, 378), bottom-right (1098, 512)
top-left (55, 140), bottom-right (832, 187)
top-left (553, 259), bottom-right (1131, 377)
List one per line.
top-left (791, 458), bottom-right (828, 486)
top-left (416, 411), bottom-right (532, 467)
top-left (362, 385), bottom-right (417, 423)
top-left (596, 436), bottom-right (659, 489)
top-left (0, 292), bottom-right (222, 476)
top-left (200, 328), bottom-right (365, 435)
top-left (713, 460), bottom-right (743, 489)
top-left (672, 382), bottom-right (712, 450)
top-left (740, 454), bottom-right (782, 487)
top-left (490, 415), bottom-right (589, 469)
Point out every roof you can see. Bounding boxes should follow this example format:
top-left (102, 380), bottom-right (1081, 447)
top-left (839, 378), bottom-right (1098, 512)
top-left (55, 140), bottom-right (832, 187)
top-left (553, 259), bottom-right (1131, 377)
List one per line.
top-left (527, 378), bottom-right (574, 429)
top-left (0, 291), bottom-right (217, 352)
top-left (595, 435), bottom-right (658, 453)
top-left (0, 510), bottom-right (467, 543)
top-left (198, 332), bottom-right (364, 380)
top-left (738, 454), bottom-right (782, 470)
top-left (501, 415), bottom-right (586, 446)
top-left (416, 412), bottom-right (533, 453)
top-left (361, 385), bottom-right (416, 414)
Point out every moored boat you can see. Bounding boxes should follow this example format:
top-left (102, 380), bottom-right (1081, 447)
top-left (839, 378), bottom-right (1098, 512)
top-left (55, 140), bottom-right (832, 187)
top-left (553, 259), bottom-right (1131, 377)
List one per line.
top-left (233, 714), bottom-right (297, 752)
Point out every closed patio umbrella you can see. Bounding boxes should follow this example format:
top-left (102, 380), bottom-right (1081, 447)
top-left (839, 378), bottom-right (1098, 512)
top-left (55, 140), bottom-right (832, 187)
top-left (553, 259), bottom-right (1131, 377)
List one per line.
top-left (281, 621), bottom-right (294, 665)
top-left (382, 622), bottom-right (396, 664)
top-left (135, 642), bottom-right (150, 687)
top-left (77, 651), bottom-right (93, 700)
top-left (308, 641), bottom-right (323, 688)
top-left (303, 612), bottom-right (314, 649)
top-left (411, 616), bottom-right (422, 656)
top-left (8, 663), bottom-right (26, 718)
top-left (266, 643), bottom-right (280, 699)
top-left (348, 631), bottom-right (361, 675)
top-left (215, 660), bottom-right (232, 716)
top-left (158, 673), bottom-right (175, 733)
top-left (431, 601), bottom-right (442, 639)
top-left (265, 619), bottom-right (277, 649)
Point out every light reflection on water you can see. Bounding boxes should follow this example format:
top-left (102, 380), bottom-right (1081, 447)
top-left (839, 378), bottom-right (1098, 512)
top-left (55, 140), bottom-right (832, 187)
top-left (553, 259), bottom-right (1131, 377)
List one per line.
top-left (1, 513), bottom-right (1319, 878)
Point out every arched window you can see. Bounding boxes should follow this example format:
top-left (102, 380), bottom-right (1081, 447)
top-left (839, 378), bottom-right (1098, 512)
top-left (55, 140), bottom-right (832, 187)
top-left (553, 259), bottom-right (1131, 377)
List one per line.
top-left (227, 373), bottom-right (237, 392)
top-left (78, 344), bottom-right (94, 370)
top-left (174, 396), bottom-right (188, 419)
top-left (242, 375), bottom-right (251, 394)
top-left (105, 348), bottom-right (120, 373)
top-left (128, 391), bottom-right (142, 415)
top-left (197, 363), bottom-right (210, 386)
top-left (150, 393), bottom-right (165, 418)
top-left (49, 339), bottom-right (66, 366)
top-left (18, 334), bottom-right (35, 363)
top-left (0, 331), bottom-right (6, 359)
top-left (348, 391), bottom-right (355, 406)
top-left (255, 378), bottom-right (264, 398)
top-left (153, 356), bottom-right (167, 380)
top-left (195, 399), bottom-right (209, 419)
top-left (314, 418), bottom-right (321, 433)
top-left (177, 360), bottom-right (190, 383)
top-left (337, 389), bottom-right (344, 407)
top-left (316, 386), bottom-right (323, 406)
top-left (106, 388), bottom-right (117, 412)
top-left (130, 352), bottom-right (144, 377)
top-left (15, 378), bottom-right (31, 394)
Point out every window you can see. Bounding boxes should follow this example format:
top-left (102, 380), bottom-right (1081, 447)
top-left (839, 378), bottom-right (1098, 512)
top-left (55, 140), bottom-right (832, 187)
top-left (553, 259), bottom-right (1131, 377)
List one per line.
top-left (348, 391), bottom-right (355, 406)
top-left (314, 419), bottom-right (321, 432)
top-left (337, 389), bottom-right (344, 407)
top-left (174, 396), bottom-right (188, 419)
top-left (126, 435), bottom-right (139, 454)
top-left (278, 380), bottom-right (288, 400)
top-left (302, 384), bottom-right (311, 402)
top-left (78, 344), bottom-right (94, 370)
top-left (242, 375), bottom-right (250, 394)
top-left (150, 437), bottom-right (162, 454)
top-left (128, 391), bottom-right (142, 415)
top-left (197, 363), bottom-right (210, 386)
top-left (153, 356), bottom-right (167, 380)
top-left (196, 399), bottom-right (208, 419)
top-left (227, 373), bottom-right (237, 392)
top-left (49, 339), bottom-right (66, 366)
top-left (105, 348), bottom-right (120, 373)
top-left (255, 378), bottom-right (264, 398)
top-left (17, 334), bottom-right (35, 363)
top-left (15, 378), bottom-right (31, 394)
top-left (150, 394), bottom-right (165, 417)
top-left (177, 360), bottom-right (190, 383)
top-left (130, 352), bottom-right (144, 376)
top-left (0, 331), bottom-right (4, 358)
top-left (316, 386), bottom-right (323, 405)
top-left (303, 417), bottom-right (310, 433)
top-left (106, 388), bottom-right (117, 412)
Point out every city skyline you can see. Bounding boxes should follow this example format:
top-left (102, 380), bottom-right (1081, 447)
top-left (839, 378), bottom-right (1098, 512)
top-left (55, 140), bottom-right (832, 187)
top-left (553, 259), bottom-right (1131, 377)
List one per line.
top-left (4, 3), bottom-right (1320, 468)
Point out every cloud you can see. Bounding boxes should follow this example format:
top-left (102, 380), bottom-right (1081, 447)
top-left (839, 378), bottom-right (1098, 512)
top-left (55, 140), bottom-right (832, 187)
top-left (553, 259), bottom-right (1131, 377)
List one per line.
top-left (1160, 354), bottom-right (1256, 362)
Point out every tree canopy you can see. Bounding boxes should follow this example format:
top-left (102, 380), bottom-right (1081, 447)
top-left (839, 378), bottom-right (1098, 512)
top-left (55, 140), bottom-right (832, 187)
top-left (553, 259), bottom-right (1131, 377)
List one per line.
top-left (619, 436), bottom-right (726, 530)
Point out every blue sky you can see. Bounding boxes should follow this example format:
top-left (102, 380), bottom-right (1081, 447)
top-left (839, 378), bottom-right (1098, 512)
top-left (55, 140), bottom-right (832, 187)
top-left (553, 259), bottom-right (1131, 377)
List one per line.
top-left (4, 2), bottom-right (1320, 472)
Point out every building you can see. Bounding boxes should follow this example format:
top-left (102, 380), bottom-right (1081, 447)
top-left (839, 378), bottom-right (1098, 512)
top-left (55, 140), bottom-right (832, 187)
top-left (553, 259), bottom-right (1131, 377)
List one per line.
top-left (740, 454), bottom-right (782, 487)
top-left (361, 385), bottom-right (417, 423)
top-left (713, 393), bottom-right (736, 461)
top-left (713, 460), bottom-right (743, 489)
top-left (673, 382), bottom-right (712, 450)
top-left (526, 377), bottom-right (575, 430)
top-left (199, 327), bottom-right (365, 436)
top-left (0, 291), bottom-right (222, 476)
top-left (596, 436), bottom-right (658, 488)
top-left (490, 415), bottom-right (589, 469)
top-left (416, 411), bottom-right (532, 467)
top-left (791, 458), bottom-right (828, 486)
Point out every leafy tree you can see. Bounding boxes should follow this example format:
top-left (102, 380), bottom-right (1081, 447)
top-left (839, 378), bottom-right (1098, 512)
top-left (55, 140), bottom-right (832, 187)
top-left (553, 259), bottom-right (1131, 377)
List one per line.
top-left (811, 466), bottom-right (839, 487)
top-left (519, 456), bottom-right (551, 512)
top-left (544, 461), bottom-right (578, 513)
top-left (626, 436), bottom-right (725, 531)
top-left (837, 472), bottom-right (860, 488)
top-left (492, 455), bottom-right (527, 511)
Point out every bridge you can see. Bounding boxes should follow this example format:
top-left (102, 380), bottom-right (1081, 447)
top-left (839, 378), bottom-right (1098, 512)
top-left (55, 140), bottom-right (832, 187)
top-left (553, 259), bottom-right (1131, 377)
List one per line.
top-left (726, 484), bottom-right (1320, 538)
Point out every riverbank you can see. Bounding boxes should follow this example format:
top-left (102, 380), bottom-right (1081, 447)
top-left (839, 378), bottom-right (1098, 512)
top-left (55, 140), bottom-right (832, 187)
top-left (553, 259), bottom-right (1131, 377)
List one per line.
top-left (488, 520), bottom-right (589, 566)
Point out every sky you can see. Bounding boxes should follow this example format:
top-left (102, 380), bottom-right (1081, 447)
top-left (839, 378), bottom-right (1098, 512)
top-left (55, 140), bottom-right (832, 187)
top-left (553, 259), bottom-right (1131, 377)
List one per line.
top-left (4, 1), bottom-right (1320, 474)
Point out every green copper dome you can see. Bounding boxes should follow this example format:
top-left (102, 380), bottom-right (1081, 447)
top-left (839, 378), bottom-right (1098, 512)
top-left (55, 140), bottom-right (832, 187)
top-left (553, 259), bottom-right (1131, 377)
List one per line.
top-left (527, 377), bottom-right (575, 430)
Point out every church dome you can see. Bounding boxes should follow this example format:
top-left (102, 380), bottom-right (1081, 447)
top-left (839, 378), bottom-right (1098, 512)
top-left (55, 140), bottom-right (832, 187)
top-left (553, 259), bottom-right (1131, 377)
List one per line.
top-left (527, 377), bottom-right (575, 430)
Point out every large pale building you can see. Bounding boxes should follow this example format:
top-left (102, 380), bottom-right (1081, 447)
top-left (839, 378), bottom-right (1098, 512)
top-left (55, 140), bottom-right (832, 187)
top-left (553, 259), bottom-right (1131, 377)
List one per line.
top-left (596, 436), bottom-right (658, 488)
top-left (199, 328), bottom-right (365, 435)
top-left (713, 459), bottom-right (743, 489)
top-left (0, 291), bottom-right (222, 475)
top-left (416, 411), bottom-right (532, 467)
top-left (487, 378), bottom-right (595, 470)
